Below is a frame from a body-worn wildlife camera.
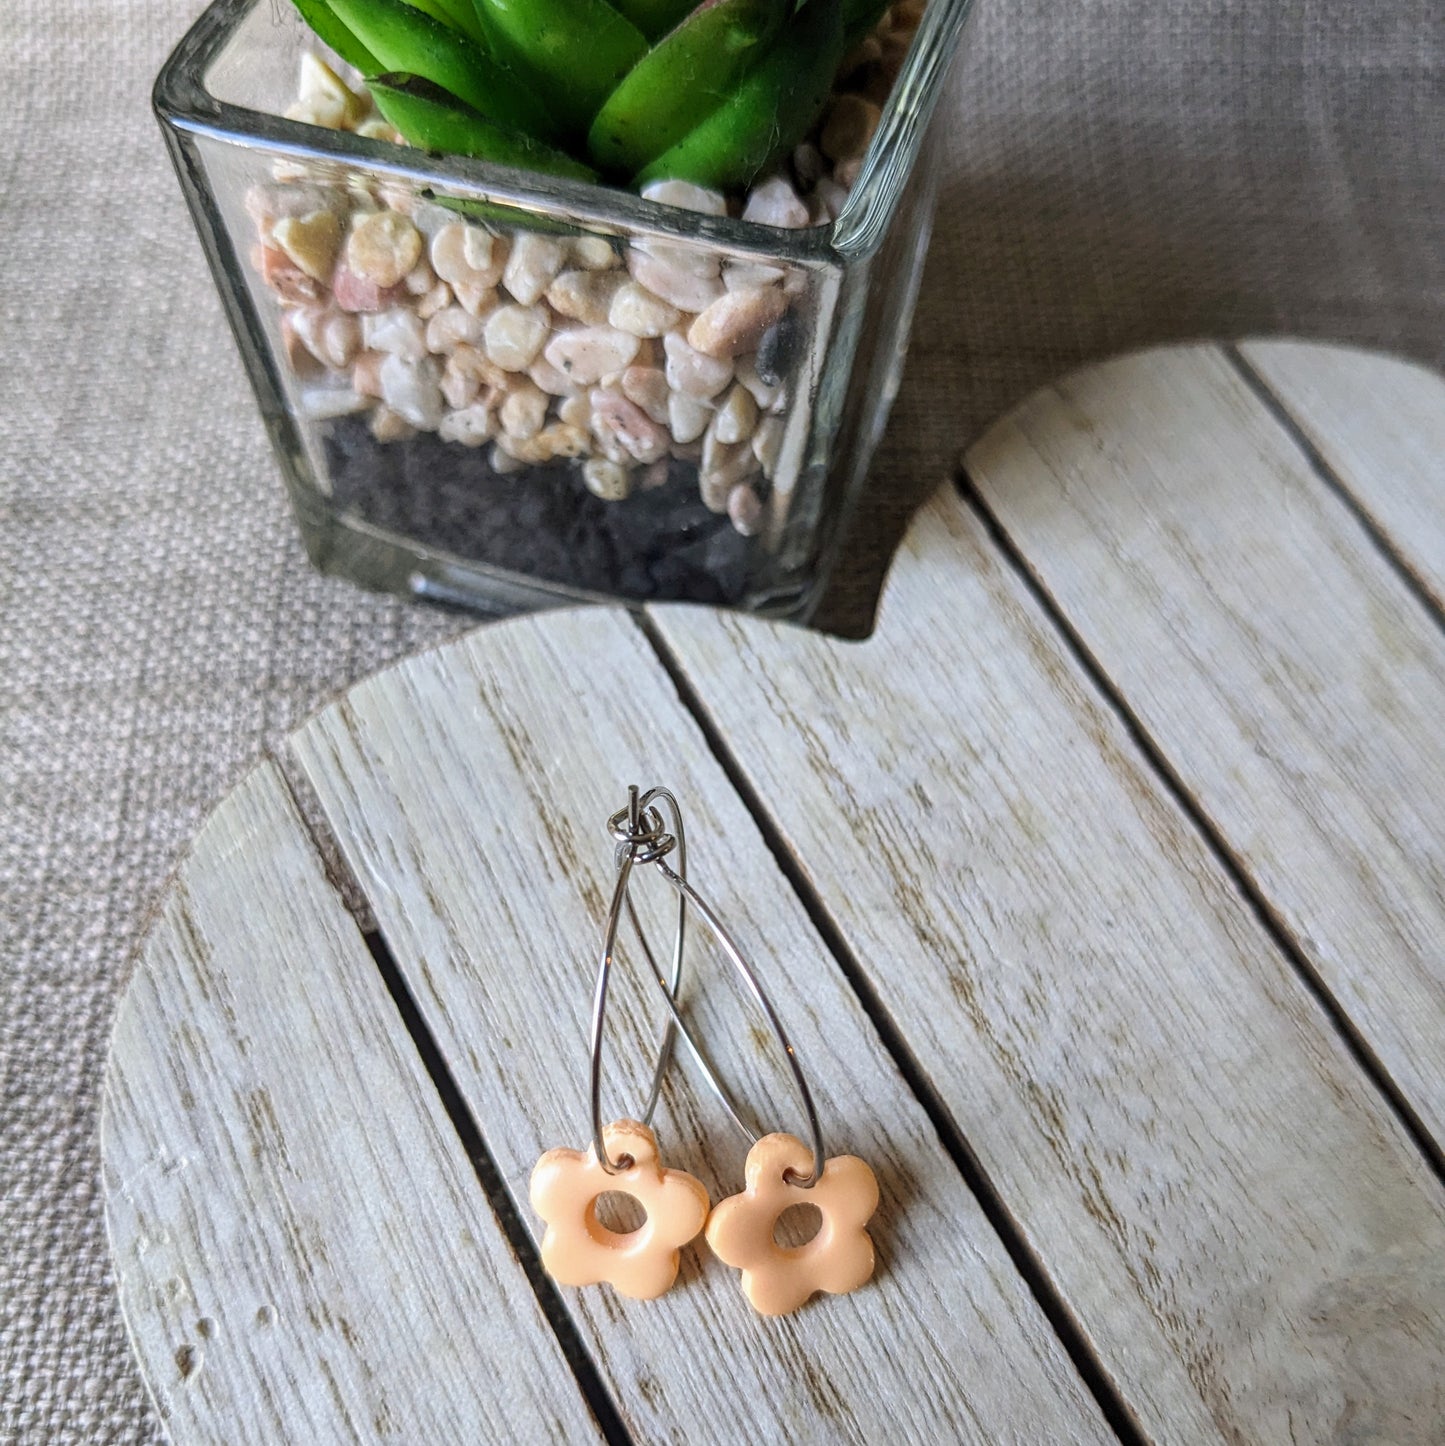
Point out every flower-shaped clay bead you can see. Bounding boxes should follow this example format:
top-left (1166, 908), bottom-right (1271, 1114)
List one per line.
top-left (530, 1119), bottom-right (710, 1300)
top-left (706, 1133), bottom-right (879, 1317)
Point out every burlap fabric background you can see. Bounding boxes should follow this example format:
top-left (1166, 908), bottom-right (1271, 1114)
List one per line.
top-left (2, 0), bottom-right (1440, 1437)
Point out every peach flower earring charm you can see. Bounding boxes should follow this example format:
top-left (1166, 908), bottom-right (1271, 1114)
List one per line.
top-left (626, 794), bottom-right (881, 1317)
top-left (529, 787), bottom-right (709, 1300)
top-left (706, 1134), bottom-right (879, 1317)
top-left (530, 1119), bottom-right (709, 1300)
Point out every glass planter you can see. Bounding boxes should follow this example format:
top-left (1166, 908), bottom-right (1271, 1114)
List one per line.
top-left (155, 0), bottom-right (974, 619)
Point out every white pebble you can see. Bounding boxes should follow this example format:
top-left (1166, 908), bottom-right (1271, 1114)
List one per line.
top-left (713, 383), bottom-right (759, 445)
top-left (667, 390), bottom-right (713, 445)
top-left (370, 406), bottom-right (416, 443)
top-left (751, 414), bottom-right (784, 477)
top-left (490, 443), bottom-right (525, 473)
top-left (582, 458), bottom-right (634, 500)
top-left (290, 306), bottom-right (360, 369)
top-left (416, 280), bottom-right (453, 320)
top-left (298, 386), bottom-right (371, 420)
top-left (362, 307), bottom-right (427, 360)
top-left (410, 200), bottom-right (460, 238)
top-left (345, 210), bottom-right (423, 288)
top-left (271, 210), bottom-right (342, 282)
top-left (503, 232), bottom-right (567, 306)
top-left (544, 326), bottom-right (640, 386)
top-left (463, 227), bottom-right (497, 271)
top-left (727, 483), bottom-right (764, 536)
top-left (246, 180), bottom-right (347, 229)
top-left (430, 222), bottom-right (505, 288)
top-left (723, 260), bottom-right (788, 292)
top-left (742, 176), bottom-right (811, 229)
top-left (546, 268), bottom-right (627, 326)
top-left (424, 304), bottom-right (484, 353)
top-left (527, 356), bottom-right (583, 397)
top-left (351, 349), bottom-right (384, 398)
top-left (284, 98), bottom-right (346, 132)
top-left (533, 424), bottom-right (588, 460)
top-left (354, 117), bottom-right (402, 143)
top-left (640, 179), bottom-right (728, 216)
top-left (404, 260), bottom-right (436, 296)
top-left (663, 331), bottom-right (733, 398)
top-left (620, 366), bottom-right (670, 425)
top-left (607, 281), bottom-right (681, 338)
top-left (379, 353), bottom-right (444, 430)
top-left (701, 420), bottom-right (757, 506)
top-left (452, 281), bottom-right (499, 318)
top-left (439, 402), bottom-right (494, 447)
top-left (297, 53), bottom-right (366, 130)
top-left (440, 360), bottom-right (480, 411)
top-left (500, 382), bottom-right (548, 440)
top-left (558, 393), bottom-right (591, 429)
top-left (569, 235), bottom-right (620, 269)
top-left (627, 248), bottom-right (724, 313)
top-left (590, 388), bottom-right (669, 463)
top-left (689, 286), bottom-right (788, 359)
top-left (483, 304), bottom-right (550, 371)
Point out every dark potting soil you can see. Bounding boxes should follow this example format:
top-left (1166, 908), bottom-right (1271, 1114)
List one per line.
top-left (323, 417), bottom-right (757, 606)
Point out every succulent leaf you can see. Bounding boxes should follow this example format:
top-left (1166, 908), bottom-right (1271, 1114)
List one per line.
top-left (291, 0), bottom-right (864, 198)
top-left (395, 0), bottom-right (467, 34)
top-left (586, 0), bottom-right (784, 177)
top-left (289, 0), bottom-right (380, 75)
top-left (636, 0), bottom-right (845, 190)
top-left (470, 0), bottom-right (647, 136)
top-left (369, 74), bottom-right (597, 179)
top-left (327, 0), bottom-right (558, 139)
top-left (417, 0), bottom-right (487, 43)
top-left (606, 0), bottom-right (698, 41)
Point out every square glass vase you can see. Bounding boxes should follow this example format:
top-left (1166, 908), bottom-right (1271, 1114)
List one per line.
top-left (155, 0), bottom-right (973, 619)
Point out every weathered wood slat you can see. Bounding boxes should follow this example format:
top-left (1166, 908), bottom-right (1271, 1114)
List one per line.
top-left (967, 344), bottom-right (1445, 1148)
top-left (101, 762), bottom-right (603, 1445)
top-left (649, 486), bottom-right (1445, 1443)
top-left (1239, 341), bottom-right (1445, 604)
top-left (292, 611), bottom-right (1113, 1446)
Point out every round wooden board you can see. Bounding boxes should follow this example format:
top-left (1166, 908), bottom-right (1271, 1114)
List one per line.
top-left (102, 345), bottom-right (1445, 1445)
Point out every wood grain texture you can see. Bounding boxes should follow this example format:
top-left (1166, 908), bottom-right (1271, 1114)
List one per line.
top-left (650, 487), bottom-right (1445, 1443)
top-left (291, 610), bottom-right (1112, 1446)
top-left (967, 344), bottom-right (1445, 1150)
top-left (101, 762), bottom-right (602, 1445)
top-left (1239, 341), bottom-right (1445, 605)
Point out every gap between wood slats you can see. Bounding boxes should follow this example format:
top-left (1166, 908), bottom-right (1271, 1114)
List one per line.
top-left (273, 760), bottom-right (633, 1446)
top-left (634, 613), bottom-right (1149, 1446)
top-left (952, 464), bottom-right (1445, 1192)
top-left (1226, 345), bottom-right (1445, 636)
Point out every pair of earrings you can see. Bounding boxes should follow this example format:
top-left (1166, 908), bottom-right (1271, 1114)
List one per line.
top-left (529, 786), bottom-right (879, 1318)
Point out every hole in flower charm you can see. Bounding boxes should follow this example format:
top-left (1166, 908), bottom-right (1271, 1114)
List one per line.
top-left (529, 1119), bottom-right (709, 1300)
top-left (706, 1133), bottom-right (880, 1317)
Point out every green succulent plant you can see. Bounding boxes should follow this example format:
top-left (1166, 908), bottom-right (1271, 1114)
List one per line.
top-left (290, 0), bottom-right (890, 191)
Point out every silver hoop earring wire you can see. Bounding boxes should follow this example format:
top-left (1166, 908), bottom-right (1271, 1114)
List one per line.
top-left (588, 786), bottom-right (687, 1174)
top-left (592, 785), bottom-right (826, 1189)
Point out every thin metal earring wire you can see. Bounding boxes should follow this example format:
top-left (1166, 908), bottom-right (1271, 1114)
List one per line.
top-left (588, 786), bottom-right (686, 1173)
top-left (590, 785), bottom-right (826, 1188)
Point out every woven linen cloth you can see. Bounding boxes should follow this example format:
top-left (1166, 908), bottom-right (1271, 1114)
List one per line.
top-left (2, 0), bottom-right (1440, 1437)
